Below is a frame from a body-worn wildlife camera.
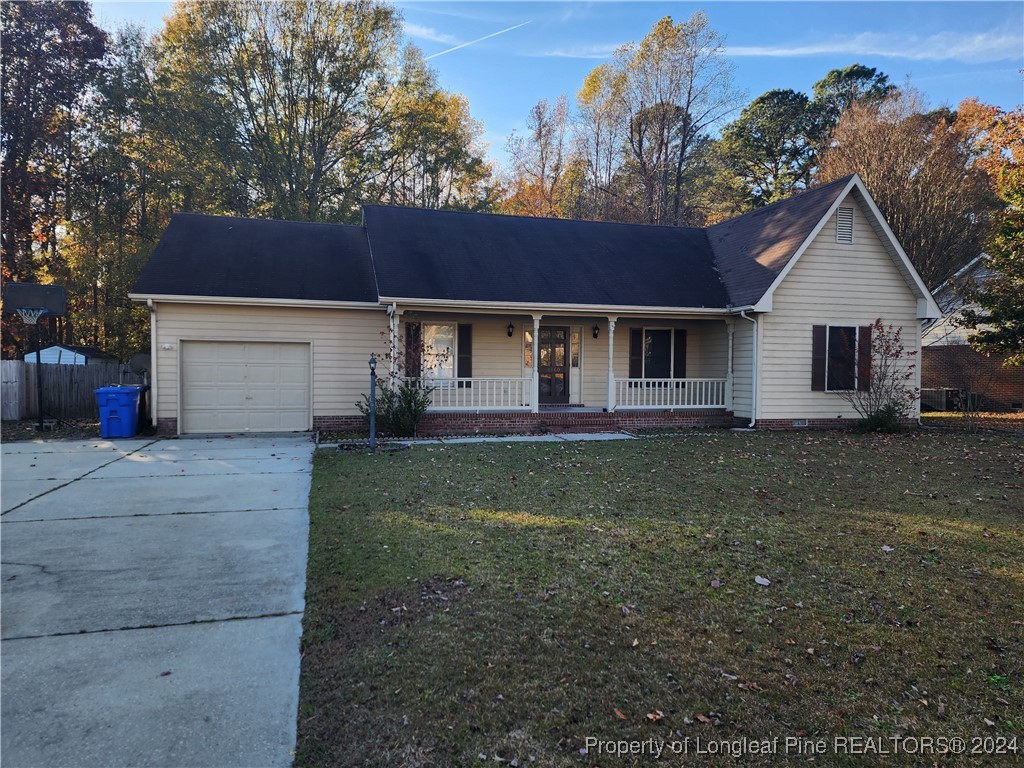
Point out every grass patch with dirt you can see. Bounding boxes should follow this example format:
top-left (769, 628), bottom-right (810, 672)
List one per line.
top-left (922, 411), bottom-right (1024, 435)
top-left (299, 431), bottom-right (1023, 767)
top-left (0, 418), bottom-right (102, 442)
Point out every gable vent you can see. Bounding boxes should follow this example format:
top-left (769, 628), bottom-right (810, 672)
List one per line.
top-left (836, 206), bottom-right (854, 244)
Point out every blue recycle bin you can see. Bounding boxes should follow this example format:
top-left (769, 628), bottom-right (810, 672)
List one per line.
top-left (95, 386), bottom-right (142, 438)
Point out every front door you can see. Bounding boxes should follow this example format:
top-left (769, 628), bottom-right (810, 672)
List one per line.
top-left (538, 327), bottom-right (570, 404)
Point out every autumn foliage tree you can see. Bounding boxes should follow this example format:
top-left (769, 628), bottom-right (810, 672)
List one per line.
top-left (1, 0), bottom-right (496, 361)
top-left (957, 101), bottom-right (1024, 365)
top-left (1, 1), bottom-right (108, 358)
top-left (511, 13), bottom-right (744, 226)
top-left (500, 95), bottom-right (578, 218)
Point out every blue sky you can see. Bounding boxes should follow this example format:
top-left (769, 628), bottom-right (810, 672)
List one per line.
top-left (92, 1), bottom-right (1024, 164)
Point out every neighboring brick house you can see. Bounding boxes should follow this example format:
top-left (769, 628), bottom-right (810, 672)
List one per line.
top-left (130, 174), bottom-right (941, 436)
top-left (922, 255), bottom-right (1024, 412)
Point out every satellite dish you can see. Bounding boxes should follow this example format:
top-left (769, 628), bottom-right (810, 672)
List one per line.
top-left (129, 353), bottom-right (152, 376)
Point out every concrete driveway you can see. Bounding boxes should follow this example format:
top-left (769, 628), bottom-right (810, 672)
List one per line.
top-left (1, 435), bottom-right (313, 768)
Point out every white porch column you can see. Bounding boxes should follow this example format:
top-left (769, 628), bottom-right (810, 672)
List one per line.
top-left (606, 317), bottom-right (617, 412)
top-left (531, 315), bottom-right (541, 413)
top-left (389, 306), bottom-right (402, 389)
top-left (725, 319), bottom-right (735, 410)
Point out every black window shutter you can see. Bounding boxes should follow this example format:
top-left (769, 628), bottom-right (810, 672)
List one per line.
top-left (405, 322), bottom-right (422, 379)
top-left (629, 329), bottom-right (643, 379)
top-left (672, 330), bottom-right (687, 379)
top-left (857, 325), bottom-right (872, 392)
top-left (811, 325), bottom-right (826, 391)
top-left (457, 324), bottom-right (473, 383)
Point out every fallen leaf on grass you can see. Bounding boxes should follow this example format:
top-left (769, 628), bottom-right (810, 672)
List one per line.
top-left (881, 545), bottom-right (894, 553)
top-left (614, 709), bottom-right (629, 720)
top-left (755, 576), bottom-right (771, 586)
top-left (646, 710), bottom-right (664, 722)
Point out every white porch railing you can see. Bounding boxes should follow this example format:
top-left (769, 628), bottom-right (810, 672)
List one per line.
top-left (406, 377), bottom-right (533, 410)
top-left (615, 378), bottom-right (727, 409)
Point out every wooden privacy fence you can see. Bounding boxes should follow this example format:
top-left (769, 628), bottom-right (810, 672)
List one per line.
top-left (1, 360), bottom-right (143, 421)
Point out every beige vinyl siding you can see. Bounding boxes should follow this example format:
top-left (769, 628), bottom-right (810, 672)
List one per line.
top-left (582, 320), bottom-right (611, 408)
top-left (759, 194), bottom-right (921, 420)
top-left (731, 319), bottom-right (754, 419)
top-left (154, 303), bottom-right (388, 421)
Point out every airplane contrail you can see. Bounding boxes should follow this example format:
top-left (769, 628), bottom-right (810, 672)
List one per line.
top-left (425, 21), bottom-right (532, 60)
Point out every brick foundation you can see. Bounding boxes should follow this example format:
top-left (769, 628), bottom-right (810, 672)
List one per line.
top-left (159, 412), bottom-right (925, 437)
top-left (417, 409), bottom-right (736, 436)
top-left (312, 415), bottom-right (367, 433)
top-left (922, 347), bottom-right (1024, 411)
top-left (156, 417), bottom-right (177, 436)
top-left (317, 409), bottom-right (736, 437)
top-left (754, 417), bottom-right (918, 431)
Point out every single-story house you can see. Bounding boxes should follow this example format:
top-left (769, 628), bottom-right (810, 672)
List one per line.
top-left (922, 255), bottom-right (1024, 411)
top-left (130, 173), bottom-right (940, 436)
top-left (23, 344), bottom-right (118, 365)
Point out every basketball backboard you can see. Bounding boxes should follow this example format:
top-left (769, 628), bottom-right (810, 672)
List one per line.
top-left (2, 282), bottom-right (67, 317)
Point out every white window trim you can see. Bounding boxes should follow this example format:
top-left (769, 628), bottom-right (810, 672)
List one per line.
top-left (824, 324), bottom-right (858, 393)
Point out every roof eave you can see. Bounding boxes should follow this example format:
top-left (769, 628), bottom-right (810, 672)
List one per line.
top-left (379, 296), bottom-right (732, 317)
top-left (128, 293), bottom-right (383, 310)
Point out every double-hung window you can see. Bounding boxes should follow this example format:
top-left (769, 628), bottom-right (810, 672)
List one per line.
top-left (405, 322), bottom-right (472, 383)
top-left (826, 326), bottom-right (857, 391)
top-left (628, 328), bottom-right (687, 382)
top-left (421, 323), bottom-right (455, 380)
top-left (811, 324), bottom-right (871, 392)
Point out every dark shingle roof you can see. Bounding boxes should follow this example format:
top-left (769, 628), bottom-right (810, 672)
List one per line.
top-left (707, 176), bottom-right (854, 307)
top-left (134, 176), bottom-right (860, 310)
top-left (132, 213), bottom-right (377, 303)
top-left (62, 344), bottom-right (117, 359)
top-left (363, 206), bottom-right (728, 308)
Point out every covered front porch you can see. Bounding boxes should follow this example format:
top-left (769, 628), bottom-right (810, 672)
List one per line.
top-left (389, 307), bottom-right (739, 416)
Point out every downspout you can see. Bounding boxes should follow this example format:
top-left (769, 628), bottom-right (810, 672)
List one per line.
top-left (739, 310), bottom-right (757, 428)
top-left (148, 299), bottom-right (157, 429)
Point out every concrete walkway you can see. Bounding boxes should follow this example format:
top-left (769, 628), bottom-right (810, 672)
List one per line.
top-left (1, 435), bottom-right (313, 768)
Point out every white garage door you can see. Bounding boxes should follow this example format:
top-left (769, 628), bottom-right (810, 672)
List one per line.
top-left (181, 341), bottom-right (311, 433)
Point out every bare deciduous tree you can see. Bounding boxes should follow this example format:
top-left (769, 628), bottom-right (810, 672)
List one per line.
top-left (501, 95), bottom-right (576, 218)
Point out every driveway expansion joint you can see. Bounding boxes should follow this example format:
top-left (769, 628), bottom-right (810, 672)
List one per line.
top-left (1, 609), bottom-right (305, 643)
top-left (0, 438), bottom-right (160, 517)
top-left (2, 506), bottom-right (310, 524)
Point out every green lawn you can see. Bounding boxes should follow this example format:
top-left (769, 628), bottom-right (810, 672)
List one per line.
top-left (299, 431), bottom-right (1023, 767)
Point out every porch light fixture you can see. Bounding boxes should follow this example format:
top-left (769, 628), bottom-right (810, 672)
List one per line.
top-left (507, 322), bottom-right (515, 337)
top-left (593, 324), bottom-right (600, 339)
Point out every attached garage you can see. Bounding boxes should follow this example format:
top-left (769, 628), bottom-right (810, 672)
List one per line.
top-left (180, 341), bottom-right (311, 433)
